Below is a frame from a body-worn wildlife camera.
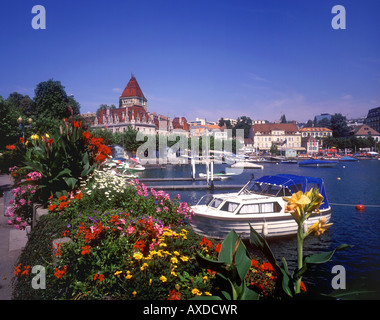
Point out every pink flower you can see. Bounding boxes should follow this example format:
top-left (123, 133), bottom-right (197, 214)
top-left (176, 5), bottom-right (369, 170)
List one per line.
top-left (19, 198), bottom-right (26, 206)
top-left (156, 207), bottom-right (161, 213)
top-left (126, 225), bottom-right (135, 235)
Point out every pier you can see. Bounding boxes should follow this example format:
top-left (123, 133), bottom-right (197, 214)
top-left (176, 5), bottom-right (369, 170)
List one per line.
top-left (145, 184), bottom-right (244, 191)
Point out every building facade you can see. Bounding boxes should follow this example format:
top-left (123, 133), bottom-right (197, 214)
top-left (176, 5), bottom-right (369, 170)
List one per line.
top-left (352, 124), bottom-right (380, 143)
top-left (249, 123), bottom-right (304, 153)
top-left (365, 107), bottom-right (380, 133)
top-left (299, 127), bottom-right (333, 138)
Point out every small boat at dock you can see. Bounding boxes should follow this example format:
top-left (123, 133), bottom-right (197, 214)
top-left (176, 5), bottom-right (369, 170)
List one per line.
top-left (191, 174), bottom-right (331, 239)
top-left (298, 159), bottom-right (338, 167)
top-left (230, 161), bottom-right (264, 169)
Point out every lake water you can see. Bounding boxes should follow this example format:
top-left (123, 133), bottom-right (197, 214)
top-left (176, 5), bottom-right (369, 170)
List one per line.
top-left (138, 159), bottom-right (380, 298)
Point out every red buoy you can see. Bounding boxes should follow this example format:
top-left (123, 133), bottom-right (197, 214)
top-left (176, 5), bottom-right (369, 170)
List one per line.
top-left (356, 204), bottom-right (365, 211)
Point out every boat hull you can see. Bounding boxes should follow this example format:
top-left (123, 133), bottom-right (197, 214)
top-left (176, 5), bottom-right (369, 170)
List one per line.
top-left (190, 206), bottom-right (332, 239)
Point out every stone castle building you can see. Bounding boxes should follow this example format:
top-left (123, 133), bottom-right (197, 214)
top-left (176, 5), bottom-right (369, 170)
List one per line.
top-left (91, 75), bottom-right (189, 136)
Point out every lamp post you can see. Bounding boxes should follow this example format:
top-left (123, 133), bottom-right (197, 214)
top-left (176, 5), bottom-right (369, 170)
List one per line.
top-left (17, 117), bottom-right (33, 143)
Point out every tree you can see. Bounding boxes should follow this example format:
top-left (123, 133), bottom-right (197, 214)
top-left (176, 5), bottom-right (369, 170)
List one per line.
top-left (31, 79), bottom-right (81, 134)
top-left (316, 117), bottom-right (332, 129)
top-left (218, 117), bottom-right (232, 129)
top-left (304, 120), bottom-right (313, 128)
top-left (280, 114), bottom-right (287, 123)
top-left (96, 104), bottom-right (116, 116)
top-left (0, 95), bottom-right (25, 149)
top-left (233, 116), bottom-right (252, 139)
top-left (330, 113), bottom-right (350, 138)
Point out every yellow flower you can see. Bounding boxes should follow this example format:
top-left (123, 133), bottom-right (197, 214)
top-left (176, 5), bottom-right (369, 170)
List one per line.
top-left (204, 292), bottom-right (212, 296)
top-left (170, 257), bottom-right (178, 264)
top-left (126, 274), bottom-right (132, 280)
top-left (181, 229), bottom-right (188, 234)
top-left (133, 253), bottom-right (143, 260)
top-left (180, 256), bottom-right (189, 262)
top-left (160, 275), bottom-right (167, 282)
top-left (132, 291), bottom-right (137, 297)
top-left (307, 217), bottom-right (333, 237)
top-left (31, 134), bottom-right (39, 140)
top-left (114, 271), bottom-right (123, 276)
top-left (191, 288), bottom-right (202, 296)
top-left (159, 242), bottom-right (167, 247)
top-left (203, 276), bottom-right (208, 281)
top-left (173, 251), bottom-right (180, 256)
top-left (171, 270), bottom-right (177, 277)
top-left (149, 279), bottom-right (152, 286)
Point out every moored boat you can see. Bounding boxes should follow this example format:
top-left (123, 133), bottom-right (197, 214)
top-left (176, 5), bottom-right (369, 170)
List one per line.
top-left (230, 161), bottom-right (264, 169)
top-left (298, 159), bottom-right (338, 167)
top-left (190, 174), bottom-right (331, 239)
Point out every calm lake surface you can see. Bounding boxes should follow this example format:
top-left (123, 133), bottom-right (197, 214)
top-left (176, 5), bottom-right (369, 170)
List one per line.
top-left (138, 159), bottom-right (380, 298)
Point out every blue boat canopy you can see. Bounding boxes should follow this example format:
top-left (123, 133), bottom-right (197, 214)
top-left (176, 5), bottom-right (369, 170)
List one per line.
top-left (247, 174), bottom-right (329, 209)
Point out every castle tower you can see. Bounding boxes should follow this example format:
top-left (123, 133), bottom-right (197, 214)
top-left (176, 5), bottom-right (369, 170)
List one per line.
top-left (120, 74), bottom-right (147, 111)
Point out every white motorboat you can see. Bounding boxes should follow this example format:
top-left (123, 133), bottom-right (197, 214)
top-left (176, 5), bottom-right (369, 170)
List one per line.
top-left (230, 161), bottom-right (264, 169)
top-left (190, 174), bottom-right (331, 239)
top-left (198, 171), bottom-right (236, 180)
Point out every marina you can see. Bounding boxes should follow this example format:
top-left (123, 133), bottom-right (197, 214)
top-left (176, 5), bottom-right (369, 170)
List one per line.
top-left (133, 158), bottom-right (380, 297)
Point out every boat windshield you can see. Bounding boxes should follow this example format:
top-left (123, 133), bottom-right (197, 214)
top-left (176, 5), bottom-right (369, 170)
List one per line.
top-left (207, 198), bottom-right (223, 209)
top-left (248, 182), bottom-right (292, 197)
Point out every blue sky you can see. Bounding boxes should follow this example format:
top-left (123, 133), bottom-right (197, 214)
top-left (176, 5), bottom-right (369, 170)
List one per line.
top-left (1, 0), bottom-right (379, 123)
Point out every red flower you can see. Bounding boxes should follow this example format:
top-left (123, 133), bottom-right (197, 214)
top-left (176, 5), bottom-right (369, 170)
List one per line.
top-left (54, 266), bottom-right (67, 279)
top-left (59, 201), bottom-right (68, 210)
top-left (81, 245), bottom-right (91, 255)
top-left (167, 290), bottom-right (181, 300)
top-left (48, 204), bottom-right (57, 211)
top-left (74, 192), bottom-right (83, 200)
top-left (251, 259), bottom-right (259, 269)
top-left (82, 131), bottom-right (91, 143)
top-left (200, 237), bottom-right (213, 249)
top-left (300, 281), bottom-right (307, 292)
top-left (215, 243), bottom-right (222, 253)
top-left (59, 196), bottom-right (67, 202)
top-left (93, 273), bottom-right (104, 282)
top-left (19, 137), bottom-right (24, 144)
top-left (6, 145), bottom-right (16, 150)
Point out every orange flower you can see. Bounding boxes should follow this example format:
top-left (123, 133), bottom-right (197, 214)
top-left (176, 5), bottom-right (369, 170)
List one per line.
top-left (6, 145), bottom-right (16, 150)
top-left (59, 201), bottom-right (68, 210)
top-left (93, 273), bottom-right (104, 282)
top-left (48, 204), bottom-right (57, 211)
top-left (74, 192), bottom-right (83, 200)
top-left (251, 259), bottom-right (259, 269)
top-left (54, 266), bottom-right (67, 279)
top-left (59, 196), bottom-right (67, 202)
top-left (215, 243), bottom-right (222, 253)
top-left (81, 245), bottom-right (91, 255)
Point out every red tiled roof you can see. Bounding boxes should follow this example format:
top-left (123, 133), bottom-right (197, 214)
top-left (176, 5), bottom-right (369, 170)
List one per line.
top-left (252, 123), bottom-right (299, 134)
top-left (172, 117), bottom-right (190, 131)
top-left (352, 124), bottom-right (380, 136)
top-left (120, 76), bottom-right (146, 100)
top-left (300, 127), bottom-right (332, 132)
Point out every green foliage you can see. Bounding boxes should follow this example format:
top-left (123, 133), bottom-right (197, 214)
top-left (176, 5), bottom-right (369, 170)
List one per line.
top-left (195, 230), bottom-right (259, 300)
top-left (21, 120), bottom-right (95, 203)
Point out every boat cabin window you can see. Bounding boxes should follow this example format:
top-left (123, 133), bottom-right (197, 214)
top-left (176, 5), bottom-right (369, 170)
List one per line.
top-left (249, 182), bottom-right (292, 197)
top-left (238, 202), bottom-right (282, 214)
top-left (220, 201), bottom-right (239, 213)
top-left (208, 198), bottom-right (223, 209)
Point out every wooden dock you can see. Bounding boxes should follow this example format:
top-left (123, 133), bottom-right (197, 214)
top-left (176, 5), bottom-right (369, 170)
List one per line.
top-left (145, 184), bottom-right (244, 191)
top-left (138, 177), bottom-right (226, 182)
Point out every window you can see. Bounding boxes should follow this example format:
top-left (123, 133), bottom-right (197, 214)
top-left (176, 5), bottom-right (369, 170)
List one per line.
top-left (220, 202), bottom-right (239, 213)
top-left (209, 198), bottom-right (223, 209)
top-left (238, 202), bottom-right (282, 214)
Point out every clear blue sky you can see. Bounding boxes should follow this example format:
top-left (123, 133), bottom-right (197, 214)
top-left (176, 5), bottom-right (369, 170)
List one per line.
top-left (1, 0), bottom-right (379, 123)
